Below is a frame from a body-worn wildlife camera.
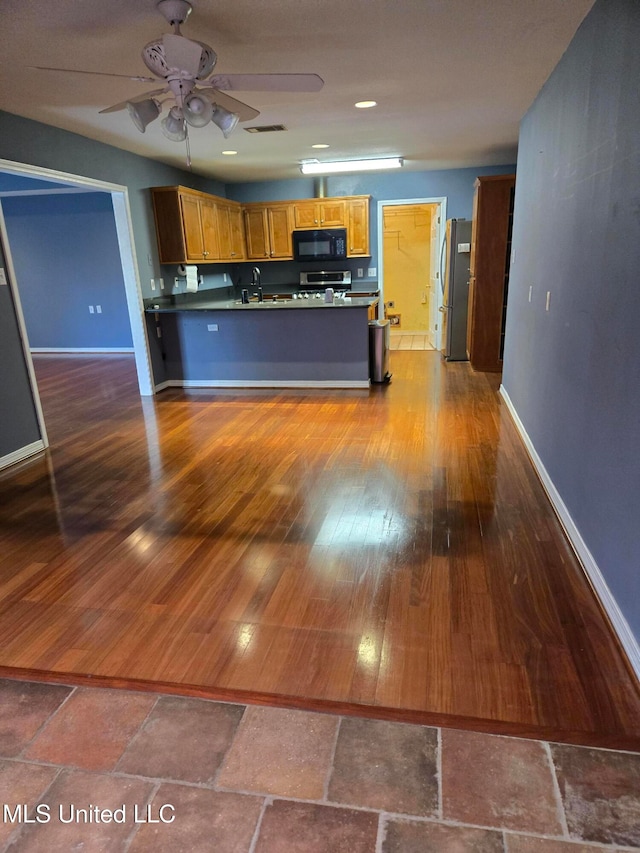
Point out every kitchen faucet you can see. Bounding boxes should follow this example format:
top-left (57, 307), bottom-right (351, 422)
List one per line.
top-left (252, 266), bottom-right (263, 301)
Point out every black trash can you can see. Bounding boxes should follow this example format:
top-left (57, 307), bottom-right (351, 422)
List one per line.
top-left (368, 319), bottom-right (391, 383)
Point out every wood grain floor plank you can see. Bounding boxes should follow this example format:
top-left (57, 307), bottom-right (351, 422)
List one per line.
top-left (0, 352), bottom-right (638, 748)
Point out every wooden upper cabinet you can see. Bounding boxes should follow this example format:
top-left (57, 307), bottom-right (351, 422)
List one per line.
top-left (228, 205), bottom-right (246, 261)
top-left (268, 206), bottom-right (294, 258)
top-left (199, 197), bottom-right (219, 260)
top-left (215, 201), bottom-right (246, 261)
top-left (293, 199), bottom-right (346, 229)
top-left (347, 198), bottom-right (370, 256)
top-left (243, 204), bottom-right (293, 259)
top-left (466, 174), bottom-right (516, 373)
top-left (151, 186), bottom-right (244, 264)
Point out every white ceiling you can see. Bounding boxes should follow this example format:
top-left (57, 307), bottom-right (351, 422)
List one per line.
top-left (0, 0), bottom-right (594, 183)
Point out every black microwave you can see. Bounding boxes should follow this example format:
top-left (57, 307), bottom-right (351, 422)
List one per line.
top-left (292, 228), bottom-right (347, 262)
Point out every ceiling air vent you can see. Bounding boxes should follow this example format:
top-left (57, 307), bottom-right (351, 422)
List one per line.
top-left (244, 125), bottom-right (288, 133)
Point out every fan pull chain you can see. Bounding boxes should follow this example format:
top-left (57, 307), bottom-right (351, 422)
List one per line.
top-left (185, 129), bottom-right (192, 170)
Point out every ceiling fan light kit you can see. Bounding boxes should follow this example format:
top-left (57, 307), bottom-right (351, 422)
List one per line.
top-left (211, 104), bottom-right (240, 139)
top-left (161, 106), bottom-right (187, 141)
top-left (31, 0), bottom-right (324, 167)
top-left (127, 98), bottom-right (161, 133)
top-left (183, 93), bottom-right (214, 127)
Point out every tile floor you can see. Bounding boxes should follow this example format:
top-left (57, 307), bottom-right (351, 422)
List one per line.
top-left (0, 678), bottom-right (639, 852)
top-left (389, 333), bottom-right (434, 350)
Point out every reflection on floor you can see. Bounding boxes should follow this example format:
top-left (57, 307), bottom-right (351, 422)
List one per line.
top-left (0, 676), bottom-right (639, 852)
top-left (389, 332), bottom-right (434, 350)
top-left (0, 352), bottom-right (639, 752)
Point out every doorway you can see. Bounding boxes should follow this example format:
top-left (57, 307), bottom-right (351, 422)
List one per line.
top-left (378, 197), bottom-right (446, 351)
top-left (0, 159), bottom-right (154, 465)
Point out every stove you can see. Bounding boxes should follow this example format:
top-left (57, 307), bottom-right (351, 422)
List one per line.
top-left (298, 270), bottom-right (352, 294)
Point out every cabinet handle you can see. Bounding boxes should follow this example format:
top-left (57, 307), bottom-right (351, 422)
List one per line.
top-left (314, 219), bottom-right (318, 224)
top-left (230, 252), bottom-right (236, 256)
top-left (320, 219), bottom-right (324, 224)
top-left (203, 251), bottom-right (209, 257)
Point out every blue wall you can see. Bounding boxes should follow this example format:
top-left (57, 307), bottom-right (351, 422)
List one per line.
top-left (502, 0), bottom-right (640, 639)
top-left (3, 192), bottom-right (133, 349)
top-left (227, 165), bottom-right (516, 289)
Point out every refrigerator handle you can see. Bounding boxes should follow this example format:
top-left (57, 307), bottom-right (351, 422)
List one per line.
top-left (439, 231), bottom-right (447, 295)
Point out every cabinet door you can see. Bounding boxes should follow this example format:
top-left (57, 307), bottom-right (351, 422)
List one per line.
top-left (229, 206), bottom-right (246, 260)
top-left (244, 208), bottom-right (270, 259)
top-left (268, 206), bottom-right (293, 258)
top-left (180, 194), bottom-right (205, 260)
top-left (347, 199), bottom-right (369, 256)
top-left (215, 204), bottom-right (233, 259)
top-left (318, 200), bottom-right (345, 226)
top-left (200, 198), bottom-right (219, 260)
top-left (293, 202), bottom-right (319, 229)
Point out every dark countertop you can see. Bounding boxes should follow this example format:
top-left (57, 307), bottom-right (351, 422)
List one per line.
top-left (145, 294), bottom-right (379, 313)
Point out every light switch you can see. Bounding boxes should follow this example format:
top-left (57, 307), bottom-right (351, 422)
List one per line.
top-left (457, 243), bottom-right (470, 253)
top-left (367, 267), bottom-right (377, 277)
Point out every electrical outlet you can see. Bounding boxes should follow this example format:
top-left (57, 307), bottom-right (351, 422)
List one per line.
top-left (546, 291), bottom-right (551, 312)
top-left (223, 273), bottom-right (227, 282)
top-left (96, 305), bottom-right (102, 314)
top-left (528, 286), bottom-right (533, 303)
top-left (159, 278), bottom-right (164, 290)
top-left (357, 268), bottom-right (363, 277)
top-left (89, 305), bottom-right (94, 314)
top-left (367, 267), bottom-right (377, 277)
top-left (150, 278), bottom-right (156, 291)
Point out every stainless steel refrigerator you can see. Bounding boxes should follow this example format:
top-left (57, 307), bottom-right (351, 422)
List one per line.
top-left (441, 218), bottom-right (472, 361)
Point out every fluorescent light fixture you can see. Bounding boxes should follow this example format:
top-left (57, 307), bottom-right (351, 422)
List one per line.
top-left (355, 100), bottom-right (377, 109)
top-left (300, 157), bottom-right (403, 175)
top-left (221, 150), bottom-right (238, 155)
top-left (312, 143), bottom-right (330, 149)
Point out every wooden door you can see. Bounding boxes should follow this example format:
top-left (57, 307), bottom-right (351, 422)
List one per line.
top-left (215, 204), bottom-right (232, 259)
top-left (179, 194), bottom-right (205, 260)
top-left (318, 200), bottom-right (345, 226)
top-left (293, 202), bottom-right (319, 229)
top-left (229, 206), bottom-right (246, 260)
top-left (200, 198), bottom-right (219, 260)
top-left (244, 208), bottom-right (270, 259)
top-left (382, 203), bottom-right (435, 334)
top-left (268, 206), bottom-right (293, 258)
top-left (347, 199), bottom-right (369, 256)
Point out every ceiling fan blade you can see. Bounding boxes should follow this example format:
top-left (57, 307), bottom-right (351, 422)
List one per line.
top-left (99, 89), bottom-right (168, 114)
top-left (27, 66), bottom-right (157, 84)
top-left (208, 73), bottom-right (324, 93)
top-left (197, 88), bottom-right (260, 122)
top-left (162, 34), bottom-right (203, 77)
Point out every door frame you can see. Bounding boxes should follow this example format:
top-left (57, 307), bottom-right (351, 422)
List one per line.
top-left (377, 197), bottom-right (447, 350)
top-left (0, 158), bottom-right (154, 454)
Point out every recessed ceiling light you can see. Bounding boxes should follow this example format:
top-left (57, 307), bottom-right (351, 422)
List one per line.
top-left (312, 143), bottom-right (330, 149)
top-left (355, 100), bottom-right (377, 109)
top-left (221, 150), bottom-right (238, 155)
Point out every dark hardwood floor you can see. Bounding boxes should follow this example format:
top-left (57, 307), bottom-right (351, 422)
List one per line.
top-left (1, 353), bottom-right (639, 748)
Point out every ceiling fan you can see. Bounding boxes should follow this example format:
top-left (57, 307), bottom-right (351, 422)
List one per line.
top-left (31, 0), bottom-right (324, 166)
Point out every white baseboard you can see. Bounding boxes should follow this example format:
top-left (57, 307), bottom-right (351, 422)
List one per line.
top-left (155, 378), bottom-right (370, 391)
top-left (30, 348), bottom-right (135, 354)
top-left (500, 385), bottom-right (640, 681)
top-left (0, 440), bottom-right (46, 471)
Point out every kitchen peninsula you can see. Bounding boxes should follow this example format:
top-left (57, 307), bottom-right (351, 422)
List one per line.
top-left (146, 292), bottom-right (379, 389)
